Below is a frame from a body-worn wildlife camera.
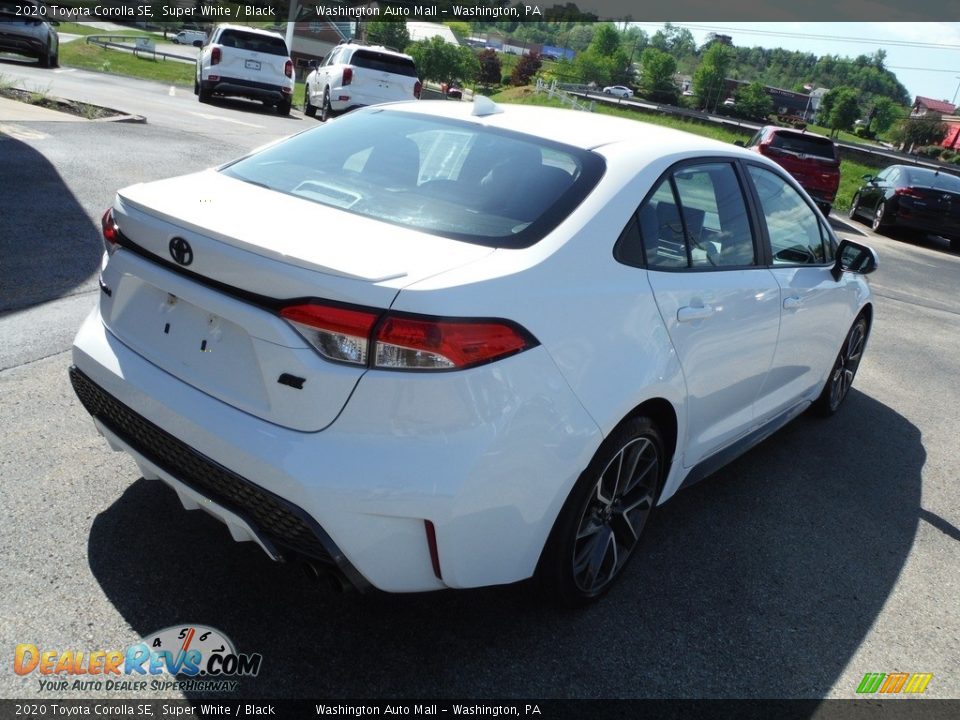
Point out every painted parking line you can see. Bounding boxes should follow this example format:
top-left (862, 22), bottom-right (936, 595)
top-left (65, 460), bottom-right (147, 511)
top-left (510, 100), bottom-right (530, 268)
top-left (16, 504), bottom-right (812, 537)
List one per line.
top-left (169, 86), bottom-right (176, 97)
top-left (189, 112), bottom-right (265, 128)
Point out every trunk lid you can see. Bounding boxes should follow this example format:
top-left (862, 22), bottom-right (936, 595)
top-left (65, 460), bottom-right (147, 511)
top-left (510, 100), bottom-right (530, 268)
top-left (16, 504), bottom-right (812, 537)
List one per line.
top-left (104, 171), bottom-right (494, 431)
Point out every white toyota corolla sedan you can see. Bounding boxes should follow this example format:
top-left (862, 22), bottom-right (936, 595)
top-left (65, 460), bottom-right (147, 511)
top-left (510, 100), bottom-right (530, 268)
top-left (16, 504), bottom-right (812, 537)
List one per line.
top-left (71, 99), bottom-right (877, 605)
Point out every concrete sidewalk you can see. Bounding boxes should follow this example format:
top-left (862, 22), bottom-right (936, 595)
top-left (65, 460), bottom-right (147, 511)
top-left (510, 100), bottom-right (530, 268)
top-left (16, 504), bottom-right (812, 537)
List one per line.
top-left (0, 96), bottom-right (87, 122)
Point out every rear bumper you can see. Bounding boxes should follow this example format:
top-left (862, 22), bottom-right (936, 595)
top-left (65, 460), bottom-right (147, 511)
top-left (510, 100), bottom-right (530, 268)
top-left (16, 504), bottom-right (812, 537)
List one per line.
top-left (0, 32), bottom-right (46, 57)
top-left (71, 304), bottom-right (602, 592)
top-left (205, 75), bottom-right (291, 103)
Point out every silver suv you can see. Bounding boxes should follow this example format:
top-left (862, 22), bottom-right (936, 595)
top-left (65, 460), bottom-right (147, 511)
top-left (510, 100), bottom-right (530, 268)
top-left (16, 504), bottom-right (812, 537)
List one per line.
top-left (304, 40), bottom-right (420, 121)
top-left (0, 0), bottom-right (59, 68)
top-left (195, 24), bottom-right (294, 115)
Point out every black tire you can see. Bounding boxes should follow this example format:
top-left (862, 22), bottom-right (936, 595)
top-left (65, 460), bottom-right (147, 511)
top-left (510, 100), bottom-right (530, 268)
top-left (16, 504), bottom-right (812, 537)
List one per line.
top-left (848, 192), bottom-right (861, 221)
top-left (38, 48), bottom-right (51, 68)
top-left (277, 98), bottom-right (291, 116)
top-left (319, 89), bottom-right (335, 122)
top-left (951, 237), bottom-right (960, 253)
top-left (193, 76), bottom-right (199, 96)
top-left (536, 416), bottom-right (664, 607)
top-left (871, 200), bottom-right (888, 234)
top-left (814, 315), bottom-right (868, 416)
top-left (817, 202), bottom-right (832, 216)
top-left (198, 81), bottom-right (213, 104)
top-left (304, 88), bottom-right (316, 118)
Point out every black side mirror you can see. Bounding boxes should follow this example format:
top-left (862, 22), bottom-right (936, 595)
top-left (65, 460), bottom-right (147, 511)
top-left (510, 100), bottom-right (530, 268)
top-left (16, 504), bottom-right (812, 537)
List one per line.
top-left (832, 239), bottom-right (879, 280)
top-left (733, 140), bottom-right (745, 147)
top-left (861, 174), bottom-right (874, 183)
top-left (309, 60), bottom-right (318, 69)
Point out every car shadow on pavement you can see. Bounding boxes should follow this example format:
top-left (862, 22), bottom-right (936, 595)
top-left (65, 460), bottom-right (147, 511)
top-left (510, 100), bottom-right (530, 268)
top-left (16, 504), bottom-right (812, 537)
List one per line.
top-left (200, 96), bottom-right (301, 119)
top-left (87, 389), bottom-right (923, 699)
top-left (0, 136), bottom-right (101, 313)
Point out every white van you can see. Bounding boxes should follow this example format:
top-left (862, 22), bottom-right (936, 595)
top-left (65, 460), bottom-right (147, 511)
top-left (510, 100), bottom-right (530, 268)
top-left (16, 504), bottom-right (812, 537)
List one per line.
top-left (173, 30), bottom-right (206, 48)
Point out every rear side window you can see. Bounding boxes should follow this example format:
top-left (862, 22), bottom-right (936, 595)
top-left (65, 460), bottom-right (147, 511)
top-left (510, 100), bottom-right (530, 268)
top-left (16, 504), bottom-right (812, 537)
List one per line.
top-left (625, 162), bottom-right (756, 270)
top-left (220, 109), bottom-right (604, 249)
top-left (219, 30), bottom-right (288, 56)
top-left (770, 132), bottom-right (837, 161)
top-left (351, 50), bottom-right (418, 77)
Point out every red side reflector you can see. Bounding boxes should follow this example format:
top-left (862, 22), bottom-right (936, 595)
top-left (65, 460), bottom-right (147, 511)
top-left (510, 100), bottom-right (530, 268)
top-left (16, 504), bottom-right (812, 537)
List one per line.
top-left (424, 520), bottom-right (442, 580)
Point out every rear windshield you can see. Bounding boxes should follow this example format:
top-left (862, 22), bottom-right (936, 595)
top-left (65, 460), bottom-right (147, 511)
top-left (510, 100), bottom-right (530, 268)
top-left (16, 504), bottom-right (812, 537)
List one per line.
top-left (351, 50), bottom-right (418, 78)
top-left (902, 168), bottom-right (960, 191)
top-left (218, 30), bottom-right (288, 56)
top-left (770, 131), bottom-right (837, 160)
top-left (220, 109), bottom-right (604, 249)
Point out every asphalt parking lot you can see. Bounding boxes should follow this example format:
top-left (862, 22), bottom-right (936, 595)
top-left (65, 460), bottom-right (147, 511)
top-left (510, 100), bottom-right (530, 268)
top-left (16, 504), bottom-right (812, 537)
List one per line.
top-left (0, 70), bottom-right (958, 702)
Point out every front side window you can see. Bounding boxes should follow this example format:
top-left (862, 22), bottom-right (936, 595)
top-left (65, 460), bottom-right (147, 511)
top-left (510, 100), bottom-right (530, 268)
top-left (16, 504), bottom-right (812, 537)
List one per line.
top-left (630, 162), bottom-right (756, 270)
top-left (220, 109), bottom-right (604, 248)
top-left (748, 165), bottom-right (831, 265)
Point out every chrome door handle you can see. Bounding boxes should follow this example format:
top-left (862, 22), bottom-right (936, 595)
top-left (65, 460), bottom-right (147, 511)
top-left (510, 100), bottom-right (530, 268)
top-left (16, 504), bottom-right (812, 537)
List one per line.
top-left (677, 305), bottom-right (715, 322)
top-left (783, 296), bottom-right (803, 310)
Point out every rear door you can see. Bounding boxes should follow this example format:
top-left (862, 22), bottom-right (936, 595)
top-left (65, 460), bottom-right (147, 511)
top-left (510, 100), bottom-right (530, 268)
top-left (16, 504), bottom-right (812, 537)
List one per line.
top-left (350, 49), bottom-right (419, 104)
top-left (641, 160), bottom-right (781, 467)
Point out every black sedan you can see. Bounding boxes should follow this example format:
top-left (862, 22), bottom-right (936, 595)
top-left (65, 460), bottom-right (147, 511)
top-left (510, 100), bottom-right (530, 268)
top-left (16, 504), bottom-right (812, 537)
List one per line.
top-left (849, 165), bottom-right (960, 251)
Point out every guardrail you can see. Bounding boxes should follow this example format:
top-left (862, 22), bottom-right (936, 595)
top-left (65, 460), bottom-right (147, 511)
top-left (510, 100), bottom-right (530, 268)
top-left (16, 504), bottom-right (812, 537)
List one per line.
top-left (85, 35), bottom-right (194, 64)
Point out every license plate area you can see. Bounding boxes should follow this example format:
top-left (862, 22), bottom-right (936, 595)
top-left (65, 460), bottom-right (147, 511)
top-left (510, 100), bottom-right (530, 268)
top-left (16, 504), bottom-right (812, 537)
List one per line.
top-left (245, 59), bottom-right (261, 71)
top-left (106, 279), bottom-right (270, 411)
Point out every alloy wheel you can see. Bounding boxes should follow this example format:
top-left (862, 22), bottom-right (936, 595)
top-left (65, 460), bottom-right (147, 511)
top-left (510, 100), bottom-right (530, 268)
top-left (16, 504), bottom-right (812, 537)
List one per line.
top-left (572, 436), bottom-right (659, 594)
top-left (828, 318), bottom-right (866, 412)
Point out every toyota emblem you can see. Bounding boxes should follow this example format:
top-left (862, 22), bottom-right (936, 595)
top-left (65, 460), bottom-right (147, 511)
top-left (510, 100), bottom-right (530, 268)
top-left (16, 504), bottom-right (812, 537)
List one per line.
top-left (169, 237), bottom-right (194, 266)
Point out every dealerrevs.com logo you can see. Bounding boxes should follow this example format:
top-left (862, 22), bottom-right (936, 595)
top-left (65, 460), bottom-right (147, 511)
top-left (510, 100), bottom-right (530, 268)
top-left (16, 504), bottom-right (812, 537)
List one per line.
top-left (14, 625), bottom-right (261, 693)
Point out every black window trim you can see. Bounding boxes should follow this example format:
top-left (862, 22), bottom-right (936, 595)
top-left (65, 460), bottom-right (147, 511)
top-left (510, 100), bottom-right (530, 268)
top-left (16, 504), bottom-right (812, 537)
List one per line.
top-left (614, 156), bottom-right (767, 273)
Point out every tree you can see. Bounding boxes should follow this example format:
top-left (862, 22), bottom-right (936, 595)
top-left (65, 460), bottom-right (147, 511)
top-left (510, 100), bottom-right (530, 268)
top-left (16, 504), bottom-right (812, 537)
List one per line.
top-left (365, 21), bottom-right (410, 51)
top-left (405, 37), bottom-right (480, 86)
top-left (822, 86), bottom-right (860, 136)
top-left (510, 52), bottom-right (542, 86)
top-left (869, 97), bottom-right (900, 134)
top-left (477, 49), bottom-right (502, 88)
top-left (892, 114), bottom-right (948, 150)
top-left (693, 42), bottom-right (733, 111)
top-left (639, 47), bottom-right (677, 103)
top-left (733, 82), bottom-right (773, 121)
top-left (590, 24), bottom-right (621, 56)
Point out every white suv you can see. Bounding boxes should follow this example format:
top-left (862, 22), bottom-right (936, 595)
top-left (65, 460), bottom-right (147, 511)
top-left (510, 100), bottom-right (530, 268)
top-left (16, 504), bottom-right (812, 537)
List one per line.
top-left (304, 40), bottom-right (421, 121)
top-left (195, 24), bottom-right (294, 115)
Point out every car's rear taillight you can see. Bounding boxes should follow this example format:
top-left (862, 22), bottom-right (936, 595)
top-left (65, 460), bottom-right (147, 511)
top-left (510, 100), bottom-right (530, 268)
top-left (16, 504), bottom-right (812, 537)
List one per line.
top-left (101, 207), bottom-right (119, 255)
top-left (211, 46), bottom-right (221, 65)
top-left (414, 80), bottom-right (422, 99)
top-left (280, 303), bottom-right (379, 366)
top-left (280, 302), bottom-right (537, 371)
top-left (284, 59), bottom-right (293, 79)
top-left (342, 67), bottom-right (353, 86)
top-left (375, 315), bottom-right (533, 370)
top-left (895, 187), bottom-right (924, 199)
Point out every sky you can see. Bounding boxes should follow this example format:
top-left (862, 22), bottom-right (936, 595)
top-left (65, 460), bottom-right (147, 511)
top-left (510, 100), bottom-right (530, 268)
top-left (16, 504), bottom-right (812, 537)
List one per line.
top-left (630, 22), bottom-right (960, 105)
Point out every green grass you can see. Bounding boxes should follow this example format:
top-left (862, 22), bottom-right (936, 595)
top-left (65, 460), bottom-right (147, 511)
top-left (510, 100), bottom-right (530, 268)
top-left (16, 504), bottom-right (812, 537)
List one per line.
top-left (493, 87), bottom-right (879, 211)
top-left (60, 41), bottom-right (196, 86)
top-left (58, 23), bottom-right (156, 39)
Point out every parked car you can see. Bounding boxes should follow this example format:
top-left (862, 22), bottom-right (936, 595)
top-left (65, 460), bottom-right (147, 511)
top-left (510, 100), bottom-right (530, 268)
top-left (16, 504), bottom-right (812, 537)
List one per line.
top-left (304, 40), bottom-right (420, 121)
top-left (194, 24), bottom-right (294, 115)
top-left (602, 85), bottom-right (633, 98)
top-left (722, 97), bottom-right (736, 107)
top-left (0, 0), bottom-right (59, 68)
top-left (744, 126), bottom-right (841, 215)
top-left (172, 30), bottom-right (206, 48)
top-left (849, 164), bottom-right (960, 251)
top-left (72, 100), bottom-right (877, 606)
